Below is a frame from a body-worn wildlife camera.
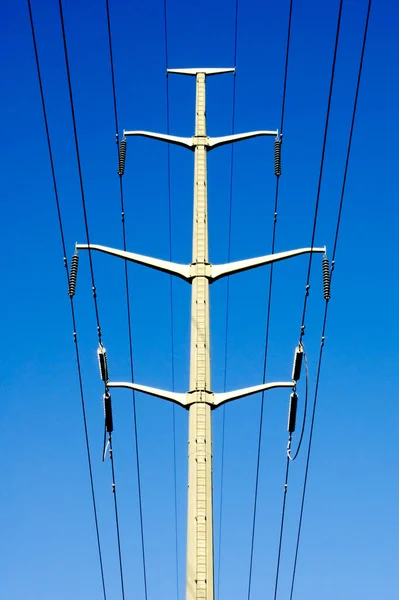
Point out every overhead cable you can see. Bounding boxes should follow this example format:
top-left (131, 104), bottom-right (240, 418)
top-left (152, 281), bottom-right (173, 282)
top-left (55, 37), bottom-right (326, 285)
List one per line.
top-left (271, 1), bottom-right (346, 597)
top-left (247, 2), bottom-right (294, 598)
top-left (104, 0), bottom-right (148, 597)
top-left (217, 0), bottom-right (239, 596)
top-left (57, 0), bottom-right (127, 594)
top-left (289, 2), bottom-right (372, 597)
top-left (27, 1), bottom-right (107, 596)
top-left (298, 0), bottom-right (344, 341)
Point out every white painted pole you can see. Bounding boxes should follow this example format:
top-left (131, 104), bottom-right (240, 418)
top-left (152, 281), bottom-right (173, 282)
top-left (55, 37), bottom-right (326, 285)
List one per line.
top-left (186, 71), bottom-right (213, 600)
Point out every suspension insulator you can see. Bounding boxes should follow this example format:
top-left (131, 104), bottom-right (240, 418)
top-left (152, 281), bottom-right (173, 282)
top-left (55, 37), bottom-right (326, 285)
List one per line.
top-left (97, 344), bottom-right (109, 382)
top-left (68, 254), bottom-right (79, 297)
top-left (118, 138), bottom-right (127, 176)
top-left (103, 391), bottom-right (114, 433)
top-left (322, 255), bottom-right (331, 300)
top-left (292, 344), bottom-right (304, 382)
top-left (274, 136), bottom-right (282, 177)
top-left (288, 392), bottom-right (298, 433)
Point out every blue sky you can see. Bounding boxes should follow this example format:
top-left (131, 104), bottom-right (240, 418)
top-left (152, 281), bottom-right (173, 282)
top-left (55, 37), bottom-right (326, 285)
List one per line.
top-left (1, 0), bottom-right (398, 599)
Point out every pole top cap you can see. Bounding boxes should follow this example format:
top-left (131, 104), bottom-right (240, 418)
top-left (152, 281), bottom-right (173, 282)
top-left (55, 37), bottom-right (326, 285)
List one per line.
top-left (167, 67), bottom-right (235, 76)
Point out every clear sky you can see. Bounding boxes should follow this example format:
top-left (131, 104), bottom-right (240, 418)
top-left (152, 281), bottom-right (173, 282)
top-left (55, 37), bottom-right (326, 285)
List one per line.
top-left (1, 0), bottom-right (398, 599)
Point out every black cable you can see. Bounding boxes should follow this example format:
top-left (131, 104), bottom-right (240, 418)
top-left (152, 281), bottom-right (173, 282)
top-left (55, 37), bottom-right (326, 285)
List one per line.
top-left (273, 456), bottom-right (290, 600)
top-left (217, 1), bottom-right (239, 597)
top-left (163, 1), bottom-right (180, 597)
top-left (247, 2), bottom-right (294, 597)
top-left (299, 0), bottom-right (343, 341)
top-left (109, 436), bottom-right (125, 599)
top-left (289, 2), bottom-right (372, 597)
top-left (270, 2), bottom-right (345, 596)
top-left (272, 348), bottom-right (308, 599)
top-left (27, 1), bottom-right (107, 596)
top-left (57, 0), bottom-right (103, 343)
top-left (57, 0), bottom-right (128, 595)
top-left (104, 1), bottom-right (148, 597)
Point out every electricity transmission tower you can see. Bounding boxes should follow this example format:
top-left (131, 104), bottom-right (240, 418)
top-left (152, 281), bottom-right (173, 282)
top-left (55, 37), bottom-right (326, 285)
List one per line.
top-left (76, 68), bottom-right (325, 600)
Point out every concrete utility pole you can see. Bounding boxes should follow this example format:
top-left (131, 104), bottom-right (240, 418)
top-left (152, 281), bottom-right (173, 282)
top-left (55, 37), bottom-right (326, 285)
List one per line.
top-left (77, 67), bottom-right (325, 600)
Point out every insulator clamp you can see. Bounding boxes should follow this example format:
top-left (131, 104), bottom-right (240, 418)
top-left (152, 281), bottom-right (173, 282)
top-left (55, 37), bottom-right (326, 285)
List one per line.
top-left (103, 391), bottom-right (114, 433)
top-left (322, 255), bottom-right (331, 300)
top-left (288, 392), bottom-right (298, 433)
top-left (97, 344), bottom-right (109, 382)
top-left (292, 344), bottom-right (304, 382)
top-left (68, 253), bottom-right (79, 297)
top-left (118, 138), bottom-right (127, 176)
top-left (274, 136), bottom-right (282, 177)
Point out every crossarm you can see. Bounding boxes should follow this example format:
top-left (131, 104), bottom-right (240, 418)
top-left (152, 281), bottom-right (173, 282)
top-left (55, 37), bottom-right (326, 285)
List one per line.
top-left (211, 247), bottom-right (326, 281)
top-left (213, 381), bottom-right (293, 407)
top-left (75, 243), bottom-right (191, 280)
top-left (107, 381), bottom-right (188, 407)
top-left (123, 130), bottom-right (193, 149)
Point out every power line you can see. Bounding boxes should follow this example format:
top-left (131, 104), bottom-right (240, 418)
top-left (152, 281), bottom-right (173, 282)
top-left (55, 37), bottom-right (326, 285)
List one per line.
top-left (163, 0), bottom-right (180, 597)
top-left (57, 0), bottom-right (103, 342)
top-left (298, 0), bottom-right (343, 341)
top-left (247, 1), bottom-right (294, 597)
top-left (217, 1), bottom-right (239, 596)
top-left (27, 1), bottom-right (107, 596)
top-left (108, 436), bottom-right (126, 599)
top-left (104, 1), bottom-right (148, 597)
top-left (272, 347), bottom-right (308, 599)
top-left (289, 2), bottom-right (372, 597)
top-left (57, 0), bottom-right (128, 594)
top-left (269, 1), bottom-right (345, 596)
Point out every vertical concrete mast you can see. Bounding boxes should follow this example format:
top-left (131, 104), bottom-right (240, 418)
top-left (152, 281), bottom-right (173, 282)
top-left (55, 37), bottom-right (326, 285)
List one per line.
top-left (187, 70), bottom-right (213, 600)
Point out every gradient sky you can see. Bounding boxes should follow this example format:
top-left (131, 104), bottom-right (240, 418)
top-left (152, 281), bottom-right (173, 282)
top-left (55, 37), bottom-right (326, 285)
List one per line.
top-left (1, 0), bottom-right (398, 599)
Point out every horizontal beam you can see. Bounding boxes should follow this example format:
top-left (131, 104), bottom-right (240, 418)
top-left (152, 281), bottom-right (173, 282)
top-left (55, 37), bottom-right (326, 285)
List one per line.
top-left (108, 380), bottom-right (293, 409)
top-left (108, 381), bottom-right (188, 407)
top-left (213, 382), bottom-right (293, 407)
top-left (123, 130), bottom-right (193, 149)
top-left (167, 67), bottom-right (235, 76)
top-left (123, 130), bottom-right (279, 152)
top-left (211, 247), bottom-right (326, 281)
top-left (208, 130), bottom-right (279, 150)
top-left (76, 244), bottom-right (326, 283)
top-left (76, 244), bottom-right (191, 280)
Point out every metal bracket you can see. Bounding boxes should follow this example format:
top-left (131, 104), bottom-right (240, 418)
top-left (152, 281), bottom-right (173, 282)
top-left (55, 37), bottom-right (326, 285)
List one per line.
top-left (211, 247), bottom-right (326, 280)
top-left (123, 129), bottom-right (279, 151)
top-left (76, 244), bottom-right (326, 283)
top-left (107, 381), bottom-right (188, 407)
top-left (75, 243), bottom-right (191, 281)
top-left (208, 130), bottom-right (279, 150)
top-left (123, 130), bottom-right (193, 149)
top-left (107, 380), bottom-right (294, 409)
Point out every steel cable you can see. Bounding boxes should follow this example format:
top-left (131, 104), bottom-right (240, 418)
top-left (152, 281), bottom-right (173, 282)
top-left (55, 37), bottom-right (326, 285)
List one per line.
top-left (57, 0), bottom-right (127, 594)
top-left (27, 1), bottom-right (107, 596)
top-left (217, 1), bottom-right (239, 597)
top-left (247, 2), bottom-right (294, 598)
top-left (269, 2), bottom-right (345, 597)
top-left (104, 1), bottom-right (149, 597)
top-left (289, 2), bottom-right (372, 596)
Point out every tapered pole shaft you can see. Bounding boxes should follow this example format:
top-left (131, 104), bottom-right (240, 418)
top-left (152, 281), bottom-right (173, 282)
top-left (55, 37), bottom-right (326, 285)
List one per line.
top-left (186, 72), bottom-right (213, 600)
